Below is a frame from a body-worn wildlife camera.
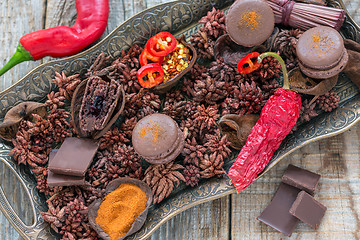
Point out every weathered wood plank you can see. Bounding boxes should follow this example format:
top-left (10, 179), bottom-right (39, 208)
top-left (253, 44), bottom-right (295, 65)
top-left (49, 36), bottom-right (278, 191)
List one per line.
top-left (149, 197), bottom-right (230, 240)
top-left (0, 0), bottom-right (46, 90)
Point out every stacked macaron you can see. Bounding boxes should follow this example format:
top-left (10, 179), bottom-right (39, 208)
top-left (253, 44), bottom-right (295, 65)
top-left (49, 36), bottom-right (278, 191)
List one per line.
top-left (296, 26), bottom-right (348, 79)
top-left (132, 113), bottom-right (185, 164)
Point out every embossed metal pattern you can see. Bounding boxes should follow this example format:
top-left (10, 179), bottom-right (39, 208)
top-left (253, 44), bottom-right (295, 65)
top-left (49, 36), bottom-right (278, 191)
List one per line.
top-left (0, 0), bottom-right (358, 239)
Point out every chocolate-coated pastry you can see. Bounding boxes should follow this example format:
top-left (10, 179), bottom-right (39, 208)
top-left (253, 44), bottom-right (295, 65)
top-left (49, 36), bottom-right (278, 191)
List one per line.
top-left (296, 26), bottom-right (348, 79)
top-left (226, 0), bottom-right (275, 47)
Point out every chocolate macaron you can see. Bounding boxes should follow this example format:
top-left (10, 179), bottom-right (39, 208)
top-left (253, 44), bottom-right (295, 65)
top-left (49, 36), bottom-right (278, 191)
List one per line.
top-left (132, 113), bottom-right (184, 164)
top-left (296, 26), bottom-right (348, 79)
top-left (226, 0), bottom-right (275, 47)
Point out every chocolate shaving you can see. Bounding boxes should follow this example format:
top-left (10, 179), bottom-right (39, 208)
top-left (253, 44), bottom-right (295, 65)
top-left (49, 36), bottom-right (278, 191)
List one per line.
top-left (289, 67), bottom-right (338, 96)
top-left (0, 102), bottom-right (47, 141)
top-left (218, 114), bottom-right (259, 150)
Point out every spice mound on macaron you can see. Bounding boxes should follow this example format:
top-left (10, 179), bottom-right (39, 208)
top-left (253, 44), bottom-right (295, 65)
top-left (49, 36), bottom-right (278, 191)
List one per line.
top-left (225, 0), bottom-right (275, 47)
top-left (296, 26), bottom-right (349, 79)
top-left (132, 113), bottom-right (185, 164)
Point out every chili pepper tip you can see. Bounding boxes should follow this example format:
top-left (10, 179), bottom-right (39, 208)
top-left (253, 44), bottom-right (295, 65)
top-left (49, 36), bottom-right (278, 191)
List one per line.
top-left (0, 43), bottom-right (33, 77)
top-left (258, 52), bottom-right (289, 90)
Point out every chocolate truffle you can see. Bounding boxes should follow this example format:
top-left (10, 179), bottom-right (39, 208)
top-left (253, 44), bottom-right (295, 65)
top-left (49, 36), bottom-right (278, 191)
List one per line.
top-left (296, 26), bottom-right (348, 79)
top-left (132, 113), bottom-right (184, 164)
top-left (226, 0), bottom-right (275, 47)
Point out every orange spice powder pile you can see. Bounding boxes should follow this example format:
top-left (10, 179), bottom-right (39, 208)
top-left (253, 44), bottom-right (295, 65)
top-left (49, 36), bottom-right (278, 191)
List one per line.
top-left (96, 183), bottom-right (147, 240)
top-left (240, 11), bottom-right (260, 30)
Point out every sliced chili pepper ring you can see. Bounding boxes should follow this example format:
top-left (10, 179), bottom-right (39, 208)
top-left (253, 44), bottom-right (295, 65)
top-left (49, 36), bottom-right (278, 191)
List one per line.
top-left (139, 48), bottom-right (164, 66)
top-left (237, 52), bottom-right (261, 74)
top-left (137, 63), bottom-right (165, 88)
top-left (146, 32), bottom-right (177, 57)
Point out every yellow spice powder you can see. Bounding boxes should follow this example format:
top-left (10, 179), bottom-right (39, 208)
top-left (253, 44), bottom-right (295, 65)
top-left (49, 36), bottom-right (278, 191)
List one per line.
top-left (96, 183), bottom-right (147, 240)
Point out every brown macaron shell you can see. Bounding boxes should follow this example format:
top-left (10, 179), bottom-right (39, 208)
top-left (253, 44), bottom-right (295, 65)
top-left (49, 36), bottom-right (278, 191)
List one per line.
top-left (132, 114), bottom-right (184, 164)
top-left (296, 26), bottom-right (348, 79)
top-left (226, 0), bottom-right (275, 47)
top-left (144, 128), bottom-right (185, 164)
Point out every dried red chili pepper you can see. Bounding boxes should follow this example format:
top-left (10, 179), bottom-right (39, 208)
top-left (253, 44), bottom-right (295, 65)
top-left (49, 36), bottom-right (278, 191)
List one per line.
top-left (137, 63), bottom-right (165, 88)
top-left (0, 0), bottom-right (109, 76)
top-left (139, 48), bottom-right (164, 66)
top-left (237, 52), bottom-right (261, 74)
top-left (228, 52), bottom-right (302, 193)
top-left (146, 32), bottom-right (177, 57)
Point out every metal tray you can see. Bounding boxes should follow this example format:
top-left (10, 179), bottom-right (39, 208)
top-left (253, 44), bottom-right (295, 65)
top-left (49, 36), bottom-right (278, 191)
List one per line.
top-left (0, 0), bottom-right (359, 239)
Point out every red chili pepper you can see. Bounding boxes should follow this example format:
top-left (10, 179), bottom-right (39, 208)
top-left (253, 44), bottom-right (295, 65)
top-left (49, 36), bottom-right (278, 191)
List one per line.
top-left (137, 63), bottom-right (165, 88)
top-left (0, 0), bottom-right (109, 76)
top-left (146, 32), bottom-right (177, 57)
top-left (237, 52), bottom-right (261, 74)
top-left (228, 52), bottom-right (302, 193)
top-left (139, 48), bottom-right (164, 66)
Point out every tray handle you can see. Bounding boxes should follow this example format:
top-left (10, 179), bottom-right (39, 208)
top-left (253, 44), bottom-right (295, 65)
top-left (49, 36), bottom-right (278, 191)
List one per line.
top-left (0, 156), bottom-right (47, 240)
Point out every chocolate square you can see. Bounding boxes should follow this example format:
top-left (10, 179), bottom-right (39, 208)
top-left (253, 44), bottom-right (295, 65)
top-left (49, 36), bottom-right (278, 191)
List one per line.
top-left (289, 191), bottom-right (327, 229)
top-left (47, 150), bottom-right (86, 187)
top-left (257, 183), bottom-right (300, 236)
top-left (48, 137), bottom-right (99, 177)
top-left (282, 164), bottom-right (320, 195)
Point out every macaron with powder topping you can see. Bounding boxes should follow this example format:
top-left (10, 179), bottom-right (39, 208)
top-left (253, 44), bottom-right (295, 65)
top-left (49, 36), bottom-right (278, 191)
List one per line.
top-left (225, 0), bottom-right (275, 47)
top-left (296, 26), bottom-right (348, 79)
top-left (132, 113), bottom-right (184, 164)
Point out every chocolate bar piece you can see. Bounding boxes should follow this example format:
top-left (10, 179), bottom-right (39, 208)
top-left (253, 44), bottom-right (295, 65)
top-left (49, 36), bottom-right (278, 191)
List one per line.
top-left (289, 191), bottom-right (327, 229)
top-left (257, 183), bottom-right (300, 236)
top-left (282, 164), bottom-right (320, 195)
top-left (47, 150), bottom-right (86, 187)
top-left (48, 137), bottom-right (99, 177)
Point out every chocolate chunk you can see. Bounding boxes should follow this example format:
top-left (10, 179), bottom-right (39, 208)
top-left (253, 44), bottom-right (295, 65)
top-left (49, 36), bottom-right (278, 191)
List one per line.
top-left (48, 137), bottom-right (99, 177)
top-left (47, 150), bottom-right (86, 187)
top-left (257, 183), bottom-right (300, 236)
top-left (282, 164), bottom-right (320, 195)
top-left (289, 191), bottom-right (327, 229)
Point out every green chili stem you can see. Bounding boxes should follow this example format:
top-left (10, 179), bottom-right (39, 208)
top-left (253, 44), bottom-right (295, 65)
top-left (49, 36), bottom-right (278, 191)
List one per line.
top-left (0, 43), bottom-right (33, 77)
top-left (258, 52), bottom-right (289, 90)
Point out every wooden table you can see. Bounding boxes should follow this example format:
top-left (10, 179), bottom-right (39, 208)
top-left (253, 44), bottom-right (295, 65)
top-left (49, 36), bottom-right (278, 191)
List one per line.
top-left (0, 0), bottom-right (359, 239)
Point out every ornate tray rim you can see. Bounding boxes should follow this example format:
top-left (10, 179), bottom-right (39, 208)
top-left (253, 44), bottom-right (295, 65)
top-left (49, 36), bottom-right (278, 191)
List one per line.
top-left (0, 0), bottom-right (359, 239)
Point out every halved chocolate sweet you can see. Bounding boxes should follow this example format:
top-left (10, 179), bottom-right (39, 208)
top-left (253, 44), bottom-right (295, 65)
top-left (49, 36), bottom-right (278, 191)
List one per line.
top-left (132, 113), bottom-right (184, 164)
top-left (79, 76), bottom-right (121, 133)
top-left (71, 77), bottom-right (125, 139)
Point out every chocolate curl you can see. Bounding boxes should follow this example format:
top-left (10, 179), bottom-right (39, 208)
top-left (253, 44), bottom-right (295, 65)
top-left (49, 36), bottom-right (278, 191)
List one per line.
top-left (343, 39), bottom-right (360, 89)
top-left (267, 0), bottom-right (345, 30)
